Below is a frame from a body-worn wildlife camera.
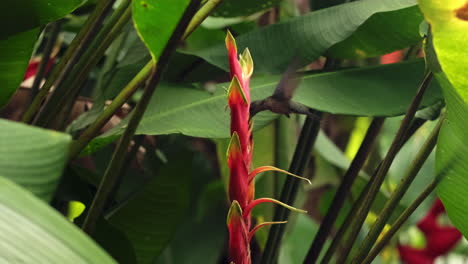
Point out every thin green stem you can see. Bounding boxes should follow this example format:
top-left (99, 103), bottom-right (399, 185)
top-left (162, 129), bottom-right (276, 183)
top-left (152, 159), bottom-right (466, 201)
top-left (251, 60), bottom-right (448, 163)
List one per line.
top-left (320, 169), bottom-right (375, 264)
top-left (27, 21), bottom-right (62, 107)
top-left (334, 72), bottom-right (434, 264)
top-left (81, 0), bottom-right (201, 235)
top-left (261, 112), bottom-right (323, 264)
top-left (351, 114), bottom-right (444, 264)
top-left (21, 0), bottom-right (116, 123)
top-left (34, 0), bottom-right (131, 127)
top-left (303, 117), bottom-right (385, 263)
top-left (69, 0), bottom-right (225, 158)
top-left (361, 179), bottom-right (440, 264)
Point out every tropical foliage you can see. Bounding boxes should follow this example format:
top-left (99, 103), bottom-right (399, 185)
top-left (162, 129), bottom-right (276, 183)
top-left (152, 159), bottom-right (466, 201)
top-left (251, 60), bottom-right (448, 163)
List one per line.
top-left (1, 0), bottom-right (468, 263)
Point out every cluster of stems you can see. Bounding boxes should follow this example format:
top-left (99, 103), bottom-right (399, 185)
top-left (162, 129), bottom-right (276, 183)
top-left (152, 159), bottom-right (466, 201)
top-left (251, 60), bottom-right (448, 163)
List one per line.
top-left (224, 32), bottom-right (309, 264)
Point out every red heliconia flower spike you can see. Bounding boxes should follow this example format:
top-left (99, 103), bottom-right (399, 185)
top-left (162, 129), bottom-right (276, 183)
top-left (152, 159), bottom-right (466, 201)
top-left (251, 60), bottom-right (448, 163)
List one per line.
top-left (226, 30), bottom-right (242, 81)
top-left (227, 77), bottom-right (251, 168)
top-left (225, 31), bottom-right (307, 264)
top-left (227, 132), bottom-right (250, 210)
top-left (227, 201), bottom-right (251, 264)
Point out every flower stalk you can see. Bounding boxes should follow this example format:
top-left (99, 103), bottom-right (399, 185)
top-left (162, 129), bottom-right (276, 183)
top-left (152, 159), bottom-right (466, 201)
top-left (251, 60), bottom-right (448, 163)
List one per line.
top-left (224, 31), bottom-right (309, 264)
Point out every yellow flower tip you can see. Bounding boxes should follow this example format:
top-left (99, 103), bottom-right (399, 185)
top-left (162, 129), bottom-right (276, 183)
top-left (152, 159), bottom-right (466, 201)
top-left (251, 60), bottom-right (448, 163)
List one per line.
top-left (225, 30), bottom-right (238, 54)
top-left (227, 76), bottom-right (247, 105)
top-left (239, 48), bottom-right (254, 78)
top-left (226, 132), bottom-right (242, 158)
top-left (227, 200), bottom-right (243, 225)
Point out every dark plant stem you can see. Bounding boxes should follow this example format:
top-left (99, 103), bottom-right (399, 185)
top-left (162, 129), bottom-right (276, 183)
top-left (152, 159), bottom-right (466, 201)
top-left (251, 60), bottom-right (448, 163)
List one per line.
top-left (69, 0), bottom-right (225, 158)
top-left (303, 117), bottom-right (385, 263)
top-left (104, 135), bottom-right (146, 209)
top-left (27, 21), bottom-right (62, 107)
top-left (22, 0), bottom-right (116, 123)
top-left (334, 72), bottom-right (433, 264)
top-left (81, 0), bottom-right (201, 235)
top-left (34, 0), bottom-right (131, 128)
top-left (68, 62), bottom-right (152, 159)
top-left (351, 114), bottom-right (444, 264)
top-left (274, 116), bottom-right (291, 196)
top-left (260, 112), bottom-right (323, 264)
top-left (320, 171), bottom-right (374, 264)
top-left (361, 179), bottom-right (440, 264)
top-left (320, 118), bottom-right (430, 264)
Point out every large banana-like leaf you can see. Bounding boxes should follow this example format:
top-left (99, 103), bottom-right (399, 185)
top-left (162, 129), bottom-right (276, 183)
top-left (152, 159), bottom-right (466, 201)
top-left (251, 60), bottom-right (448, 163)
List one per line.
top-left (0, 119), bottom-right (71, 201)
top-left (0, 176), bottom-right (116, 263)
top-left (418, 0), bottom-right (468, 237)
top-left (192, 0), bottom-right (422, 73)
top-left (85, 60), bottom-right (441, 154)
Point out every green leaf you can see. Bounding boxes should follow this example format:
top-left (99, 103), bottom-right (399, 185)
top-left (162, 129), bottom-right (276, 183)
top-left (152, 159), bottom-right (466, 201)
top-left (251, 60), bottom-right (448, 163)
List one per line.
top-left (0, 119), bottom-right (71, 201)
top-left (154, 196), bottom-right (227, 264)
top-left (94, 219), bottom-right (137, 264)
top-left (327, 5), bottom-right (424, 59)
top-left (0, 0), bottom-right (83, 38)
top-left (0, 29), bottom-right (38, 108)
top-left (279, 214), bottom-right (320, 263)
top-left (212, 0), bottom-right (281, 17)
top-left (192, 0), bottom-right (422, 73)
top-left (91, 60), bottom-right (442, 145)
top-left (418, 0), bottom-right (468, 238)
top-left (108, 149), bottom-right (192, 264)
top-left (132, 0), bottom-right (193, 60)
top-left (0, 176), bottom-right (116, 263)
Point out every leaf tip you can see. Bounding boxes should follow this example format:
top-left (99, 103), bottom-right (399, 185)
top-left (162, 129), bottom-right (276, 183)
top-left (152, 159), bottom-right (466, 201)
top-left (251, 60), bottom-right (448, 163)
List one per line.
top-left (226, 132), bottom-right (242, 158)
top-left (225, 30), bottom-right (238, 55)
top-left (227, 200), bottom-right (243, 225)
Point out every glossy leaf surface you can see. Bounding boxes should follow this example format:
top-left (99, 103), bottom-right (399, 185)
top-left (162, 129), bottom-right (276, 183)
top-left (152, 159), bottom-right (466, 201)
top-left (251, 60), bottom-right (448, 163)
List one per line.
top-left (92, 60), bottom-right (442, 143)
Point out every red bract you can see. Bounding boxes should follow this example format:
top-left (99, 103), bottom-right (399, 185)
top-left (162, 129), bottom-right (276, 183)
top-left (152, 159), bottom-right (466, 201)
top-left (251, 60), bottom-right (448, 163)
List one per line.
top-left (398, 199), bottom-right (462, 263)
top-left (225, 31), bottom-right (310, 264)
top-left (227, 201), bottom-right (250, 264)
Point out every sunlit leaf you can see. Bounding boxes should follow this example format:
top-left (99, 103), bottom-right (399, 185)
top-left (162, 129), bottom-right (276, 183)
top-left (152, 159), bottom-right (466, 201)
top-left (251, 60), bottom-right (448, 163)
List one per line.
top-left (419, 0), bottom-right (468, 238)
